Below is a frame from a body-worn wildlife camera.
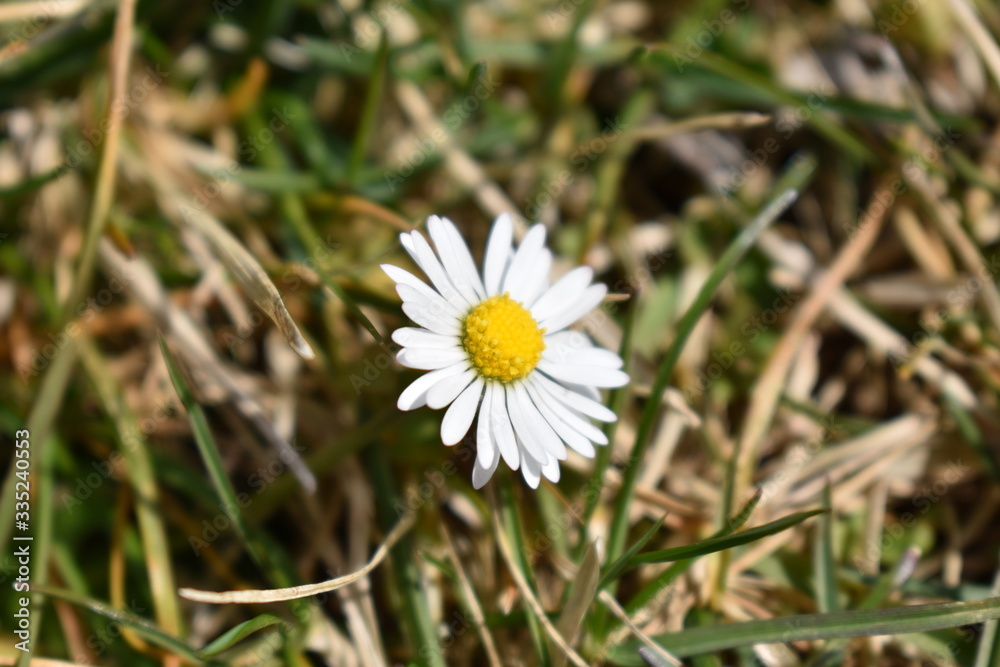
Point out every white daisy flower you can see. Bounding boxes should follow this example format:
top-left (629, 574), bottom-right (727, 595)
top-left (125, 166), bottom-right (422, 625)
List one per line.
top-left (382, 213), bottom-right (629, 489)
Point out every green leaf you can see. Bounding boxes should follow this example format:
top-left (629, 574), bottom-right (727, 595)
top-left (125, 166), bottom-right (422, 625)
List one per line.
top-left (33, 585), bottom-right (212, 665)
top-left (607, 596), bottom-right (1000, 663)
top-left (605, 187), bottom-right (800, 570)
top-left (346, 31), bottom-right (389, 185)
top-left (200, 614), bottom-right (285, 657)
top-left (623, 489), bottom-right (764, 617)
top-left (553, 541), bottom-right (601, 667)
top-left (157, 334), bottom-right (299, 602)
top-left (599, 515), bottom-right (667, 589)
top-left (815, 483), bottom-right (838, 614)
top-left (628, 509), bottom-right (826, 568)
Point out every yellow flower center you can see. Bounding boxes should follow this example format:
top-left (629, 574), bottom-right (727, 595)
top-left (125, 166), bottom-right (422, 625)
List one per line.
top-left (462, 293), bottom-right (545, 383)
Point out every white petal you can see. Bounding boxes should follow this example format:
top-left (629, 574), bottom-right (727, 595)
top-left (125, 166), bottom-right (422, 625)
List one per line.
top-left (395, 283), bottom-right (454, 316)
top-left (501, 224), bottom-right (546, 301)
top-left (537, 359), bottom-right (629, 388)
top-left (382, 264), bottom-right (436, 299)
top-left (401, 301), bottom-right (460, 336)
top-left (519, 248), bottom-right (551, 308)
top-left (529, 377), bottom-right (608, 446)
top-left (491, 383), bottom-right (519, 470)
top-left (543, 344), bottom-right (623, 369)
top-left (402, 231), bottom-right (472, 307)
top-left (476, 383), bottom-right (497, 469)
top-left (483, 213), bottom-right (514, 296)
top-left (533, 373), bottom-right (617, 422)
top-left (525, 380), bottom-right (599, 456)
top-left (504, 384), bottom-right (552, 464)
top-left (574, 348), bottom-right (624, 369)
top-left (472, 446), bottom-right (501, 489)
top-left (397, 346), bottom-right (467, 370)
top-left (392, 327), bottom-right (460, 350)
top-left (566, 382), bottom-right (602, 402)
top-left (394, 282), bottom-right (462, 317)
top-left (426, 368), bottom-right (476, 409)
top-left (397, 363), bottom-right (468, 410)
top-left (541, 455), bottom-right (561, 483)
top-left (539, 283), bottom-right (607, 333)
top-left (530, 266), bottom-right (593, 322)
top-left (427, 215), bottom-right (482, 303)
top-left (513, 382), bottom-right (566, 461)
top-left (441, 378), bottom-right (483, 445)
top-left (519, 443), bottom-right (542, 488)
top-left (542, 329), bottom-right (594, 364)
top-left (428, 216), bottom-right (485, 303)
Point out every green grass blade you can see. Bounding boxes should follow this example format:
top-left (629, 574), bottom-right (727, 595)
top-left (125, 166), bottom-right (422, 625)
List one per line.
top-left (580, 294), bottom-right (637, 541)
top-left (200, 614), bottom-right (285, 657)
top-left (643, 47), bottom-right (873, 163)
top-left (246, 107), bottom-right (386, 346)
top-left (542, 0), bottom-right (595, 116)
top-left (944, 393), bottom-right (1000, 481)
top-left (158, 335), bottom-right (251, 549)
top-left (32, 585), bottom-right (212, 665)
top-left (498, 472), bottom-right (552, 666)
top-left (2, 337), bottom-right (78, 667)
top-left (0, 338), bottom-right (78, 547)
top-left (809, 546), bottom-right (922, 666)
top-left (973, 566), bottom-right (1000, 667)
top-left (0, 165), bottom-right (67, 197)
top-left (157, 334), bottom-right (289, 589)
top-left (346, 31), bottom-right (389, 185)
top-left (599, 515), bottom-right (667, 589)
top-left (366, 445), bottom-right (447, 667)
top-left (815, 483), bottom-right (838, 614)
top-left (80, 339), bottom-right (183, 636)
top-left (607, 596), bottom-right (1000, 663)
top-left (623, 489), bottom-right (763, 616)
top-left (606, 188), bottom-right (799, 565)
top-left (553, 541), bottom-right (601, 667)
top-left (629, 509), bottom-right (825, 568)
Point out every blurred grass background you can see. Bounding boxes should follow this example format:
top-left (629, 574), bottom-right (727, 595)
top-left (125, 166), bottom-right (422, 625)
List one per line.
top-left (2, 0), bottom-right (1000, 665)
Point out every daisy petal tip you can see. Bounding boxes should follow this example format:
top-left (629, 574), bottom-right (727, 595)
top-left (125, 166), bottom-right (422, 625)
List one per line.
top-left (605, 370), bottom-right (631, 388)
top-left (472, 466), bottom-right (495, 489)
